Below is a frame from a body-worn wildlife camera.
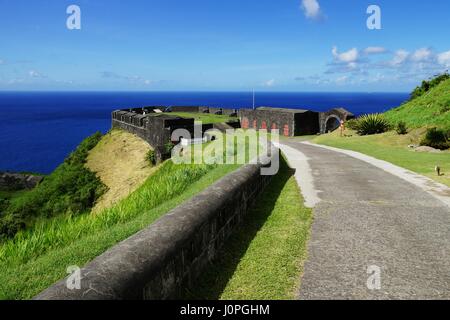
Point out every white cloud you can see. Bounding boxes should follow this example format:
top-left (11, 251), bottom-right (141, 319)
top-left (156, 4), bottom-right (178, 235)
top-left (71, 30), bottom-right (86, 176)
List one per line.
top-left (437, 50), bottom-right (450, 67)
top-left (364, 47), bottom-right (387, 55)
top-left (29, 70), bottom-right (47, 78)
top-left (347, 62), bottom-right (358, 69)
top-left (390, 49), bottom-right (410, 66)
top-left (387, 47), bottom-right (448, 70)
top-left (332, 46), bottom-right (359, 63)
top-left (101, 71), bottom-right (155, 86)
top-left (8, 78), bottom-right (25, 84)
top-left (335, 75), bottom-right (349, 84)
top-left (264, 79), bottom-right (275, 87)
top-left (321, 45), bottom-right (449, 87)
top-left (301, 0), bottom-right (321, 19)
top-left (411, 48), bottom-right (433, 62)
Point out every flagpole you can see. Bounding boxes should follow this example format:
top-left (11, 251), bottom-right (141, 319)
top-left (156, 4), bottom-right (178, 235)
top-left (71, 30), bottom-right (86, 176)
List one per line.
top-left (252, 89), bottom-right (255, 110)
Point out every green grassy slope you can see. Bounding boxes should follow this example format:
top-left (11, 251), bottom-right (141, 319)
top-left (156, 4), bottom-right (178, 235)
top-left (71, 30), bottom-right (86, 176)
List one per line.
top-left (0, 162), bottom-right (240, 299)
top-left (384, 79), bottom-right (450, 129)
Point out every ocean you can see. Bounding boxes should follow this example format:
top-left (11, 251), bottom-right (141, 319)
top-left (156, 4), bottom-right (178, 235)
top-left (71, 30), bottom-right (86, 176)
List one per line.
top-left (0, 91), bottom-right (408, 174)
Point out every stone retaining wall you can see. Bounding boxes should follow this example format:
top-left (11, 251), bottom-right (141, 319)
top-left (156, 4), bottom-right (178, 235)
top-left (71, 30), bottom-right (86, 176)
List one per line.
top-left (35, 157), bottom-right (275, 300)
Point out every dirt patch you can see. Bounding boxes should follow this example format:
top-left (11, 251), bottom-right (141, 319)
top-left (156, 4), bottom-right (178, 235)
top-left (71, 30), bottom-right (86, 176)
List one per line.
top-left (415, 146), bottom-right (443, 153)
top-left (86, 129), bottom-right (155, 213)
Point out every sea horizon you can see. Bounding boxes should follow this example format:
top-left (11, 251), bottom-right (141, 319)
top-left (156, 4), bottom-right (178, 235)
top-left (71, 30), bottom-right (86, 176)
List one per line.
top-left (0, 90), bottom-right (410, 94)
top-left (0, 91), bottom-right (409, 174)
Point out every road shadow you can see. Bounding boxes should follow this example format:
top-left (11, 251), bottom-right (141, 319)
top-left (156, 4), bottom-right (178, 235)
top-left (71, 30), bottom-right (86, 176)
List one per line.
top-left (182, 157), bottom-right (294, 300)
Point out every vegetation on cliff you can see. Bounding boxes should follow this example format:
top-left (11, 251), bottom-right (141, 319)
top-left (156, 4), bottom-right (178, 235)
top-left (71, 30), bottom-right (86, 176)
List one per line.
top-left (384, 76), bottom-right (450, 129)
top-left (0, 133), bottom-right (106, 240)
top-left (409, 72), bottom-right (449, 101)
top-left (0, 160), bottom-right (240, 299)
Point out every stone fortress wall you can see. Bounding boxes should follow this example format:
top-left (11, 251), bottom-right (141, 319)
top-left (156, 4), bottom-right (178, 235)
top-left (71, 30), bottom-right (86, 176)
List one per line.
top-left (35, 104), bottom-right (354, 300)
top-left (112, 105), bottom-right (354, 148)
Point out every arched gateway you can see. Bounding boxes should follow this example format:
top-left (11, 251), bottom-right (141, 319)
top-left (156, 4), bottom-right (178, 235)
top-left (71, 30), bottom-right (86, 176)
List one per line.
top-left (319, 108), bottom-right (355, 134)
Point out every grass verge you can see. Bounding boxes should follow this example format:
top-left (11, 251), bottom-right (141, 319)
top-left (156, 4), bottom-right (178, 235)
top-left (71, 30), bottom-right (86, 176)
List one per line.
top-left (185, 156), bottom-right (312, 300)
top-left (312, 129), bottom-right (450, 187)
top-left (169, 112), bottom-right (238, 124)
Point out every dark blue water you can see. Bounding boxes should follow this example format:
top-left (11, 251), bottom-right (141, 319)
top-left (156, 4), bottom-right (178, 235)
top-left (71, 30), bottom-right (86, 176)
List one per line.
top-left (0, 91), bottom-right (408, 174)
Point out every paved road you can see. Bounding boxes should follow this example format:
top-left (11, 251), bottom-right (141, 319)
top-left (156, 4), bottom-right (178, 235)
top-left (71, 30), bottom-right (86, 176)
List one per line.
top-left (280, 140), bottom-right (450, 300)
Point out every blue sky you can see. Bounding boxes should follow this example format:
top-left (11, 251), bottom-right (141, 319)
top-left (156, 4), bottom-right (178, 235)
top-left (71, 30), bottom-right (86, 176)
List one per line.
top-left (0, 0), bottom-right (449, 92)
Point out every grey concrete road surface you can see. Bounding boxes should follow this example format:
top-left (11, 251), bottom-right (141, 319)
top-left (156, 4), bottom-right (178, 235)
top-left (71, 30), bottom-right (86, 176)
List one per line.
top-left (279, 140), bottom-right (450, 300)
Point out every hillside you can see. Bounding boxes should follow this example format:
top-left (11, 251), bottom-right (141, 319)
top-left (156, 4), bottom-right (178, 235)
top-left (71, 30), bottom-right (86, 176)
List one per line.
top-left (86, 130), bottom-right (155, 213)
top-left (0, 131), bottom-right (248, 299)
top-left (384, 78), bottom-right (450, 129)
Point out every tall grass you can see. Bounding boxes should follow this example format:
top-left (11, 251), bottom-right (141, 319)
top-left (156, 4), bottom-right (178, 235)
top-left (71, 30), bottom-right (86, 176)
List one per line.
top-left (0, 161), bottom-right (213, 266)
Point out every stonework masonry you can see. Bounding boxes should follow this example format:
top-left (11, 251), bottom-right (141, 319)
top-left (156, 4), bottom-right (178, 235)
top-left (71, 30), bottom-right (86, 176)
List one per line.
top-left (112, 110), bottom-right (196, 148)
top-left (240, 107), bottom-right (355, 136)
top-left (240, 108), bottom-right (319, 137)
top-left (112, 106), bottom-right (354, 144)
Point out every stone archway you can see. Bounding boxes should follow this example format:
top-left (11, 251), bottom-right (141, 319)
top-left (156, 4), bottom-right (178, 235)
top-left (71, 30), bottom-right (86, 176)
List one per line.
top-left (324, 115), bottom-right (341, 133)
top-left (319, 108), bottom-right (355, 134)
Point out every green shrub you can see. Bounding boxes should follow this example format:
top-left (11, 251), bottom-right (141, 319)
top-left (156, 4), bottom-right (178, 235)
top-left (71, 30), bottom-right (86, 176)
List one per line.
top-left (346, 118), bottom-right (359, 130)
top-left (396, 121), bottom-right (408, 135)
top-left (420, 128), bottom-right (449, 150)
top-left (440, 104), bottom-right (450, 114)
top-left (146, 143), bottom-right (174, 166)
top-left (0, 132), bottom-right (106, 239)
top-left (164, 142), bottom-right (175, 155)
top-left (355, 114), bottom-right (390, 136)
top-left (146, 150), bottom-right (156, 166)
top-left (0, 198), bottom-right (9, 215)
